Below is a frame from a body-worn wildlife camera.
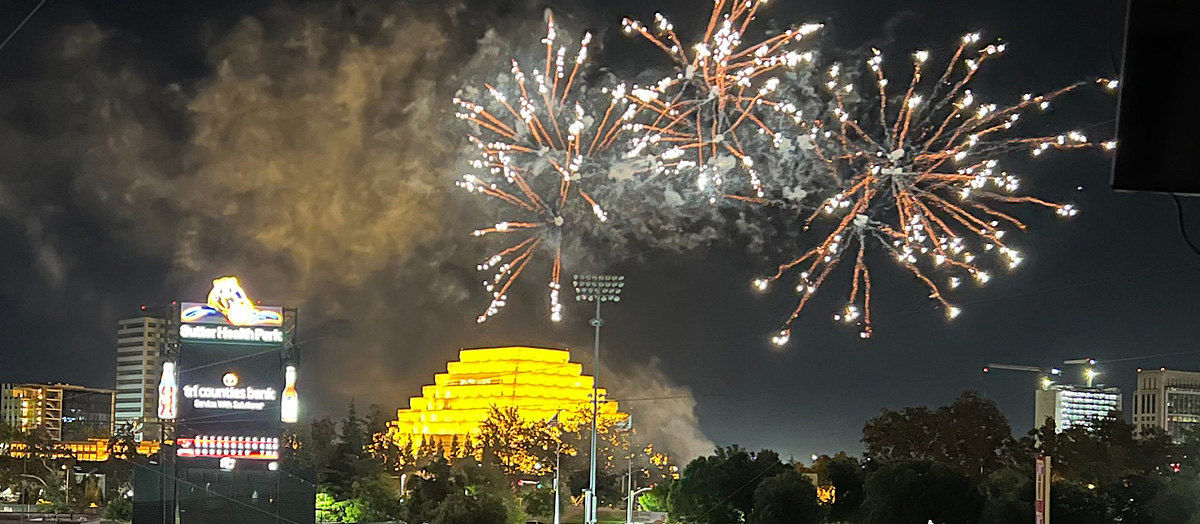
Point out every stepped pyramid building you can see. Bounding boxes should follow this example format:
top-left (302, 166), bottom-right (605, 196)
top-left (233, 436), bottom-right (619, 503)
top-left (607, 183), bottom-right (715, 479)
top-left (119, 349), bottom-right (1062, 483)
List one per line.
top-left (389, 346), bottom-right (620, 445)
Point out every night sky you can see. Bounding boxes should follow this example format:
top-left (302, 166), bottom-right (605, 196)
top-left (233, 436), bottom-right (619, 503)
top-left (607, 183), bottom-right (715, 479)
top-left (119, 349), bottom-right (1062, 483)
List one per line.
top-left (1, 0), bottom-right (1197, 461)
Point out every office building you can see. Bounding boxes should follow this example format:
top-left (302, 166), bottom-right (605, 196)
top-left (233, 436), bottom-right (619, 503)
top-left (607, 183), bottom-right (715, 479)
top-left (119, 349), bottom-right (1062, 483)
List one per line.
top-left (115, 315), bottom-right (167, 426)
top-left (388, 346), bottom-right (625, 447)
top-left (62, 385), bottom-right (117, 440)
top-left (1132, 368), bottom-right (1200, 440)
top-left (1035, 384), bottom-right (1122, 432)
top-left (0, 383), bottom-right (115, 440)
top-left (0, 383), bottom-right (15, 429)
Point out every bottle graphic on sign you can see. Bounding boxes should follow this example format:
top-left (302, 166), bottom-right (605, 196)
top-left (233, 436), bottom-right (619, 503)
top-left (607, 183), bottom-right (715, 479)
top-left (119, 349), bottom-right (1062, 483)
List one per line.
top-left (281, 365), bottom-right (299, 423)
top-left (158, 361), bottom-right (178, 420)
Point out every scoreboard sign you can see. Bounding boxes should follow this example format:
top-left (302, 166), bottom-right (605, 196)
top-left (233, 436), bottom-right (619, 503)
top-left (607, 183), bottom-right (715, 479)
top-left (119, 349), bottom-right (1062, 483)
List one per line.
top-left (177, 347), bottom-right (282, 435)
top-left (165, 277), bottom-right (296, 464)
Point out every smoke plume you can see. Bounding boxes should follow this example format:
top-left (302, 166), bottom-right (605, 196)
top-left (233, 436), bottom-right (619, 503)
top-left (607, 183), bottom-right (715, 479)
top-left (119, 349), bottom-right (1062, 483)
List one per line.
top-left (606, 359), bottom-right (716, 461)
top-left (0, 0), bottom-right (716, 455)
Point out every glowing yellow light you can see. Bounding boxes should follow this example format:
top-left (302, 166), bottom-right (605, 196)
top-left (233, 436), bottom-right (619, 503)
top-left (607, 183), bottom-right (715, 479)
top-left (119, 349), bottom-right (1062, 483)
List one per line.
top-left (388, 346), bottom-right (625, 447)
top-left (816, 486), bottom-right (836, 504)
top-left (189, 276), bottom-right (282, 326)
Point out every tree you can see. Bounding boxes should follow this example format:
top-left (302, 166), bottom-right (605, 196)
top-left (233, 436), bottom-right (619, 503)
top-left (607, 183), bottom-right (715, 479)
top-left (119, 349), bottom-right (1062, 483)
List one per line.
top-left (366, 403), bottom-right (392, 437)
top-left (522, 486), bottom-right (557, 518)
top-left (823, 455), bottom-right (865, 523)
top-left (366, 403), bottom-right (407, 471)
top-left (433, 491), bottom-right (510, 524)
top-left (863, 391), bottom-right (1014, 477)
top-left (100, 458), bottom-right (134, 509)
top-left (340, 400), bottom-right (367, 454)
top-left (1026, 415), bottom-right (1177, 486)
top-left (861, 461), bottom-right (983, 524)
top-left (637, 481), bottom-right (671, 512)
top-left (369, 430), bottom-right (402, 473)
top-left (419, 437), bottom-right (438, 462)
top-left (1106, 474), bottom-right (1159, 524)
top-left (477, 406), bottom-right (558, 476)
top-left (295, 417), bottom-right (339, 485)
top-left (1176, 424), bottom-right (1200, 471)
top-left (73, 472), bottom-right (105, 509)
top-left (1049, 482), bottom-right (1110, 524)
top-left (348, 473), bottom-right (403, 522)
top-left (404, 459), bottom-right (455, 524)
top-left (568, 468), bottom-right (621, 506)
top-left (300, 401), bottom-right (402, 520)
top-left (1153, 472), bottom-right (1200, 524)
top-left (104, 496), bottom-right (133, 521)
top-left (327, 400), bottom-right (378, 500)
top-left (669, 447), bottom-right (787, 524)
top-left (401, 456), bottom-right (524, 524)
top-left (976, 468), bottom-right (1031, 524)
top-left (749, 469), bottom-right (824, 524)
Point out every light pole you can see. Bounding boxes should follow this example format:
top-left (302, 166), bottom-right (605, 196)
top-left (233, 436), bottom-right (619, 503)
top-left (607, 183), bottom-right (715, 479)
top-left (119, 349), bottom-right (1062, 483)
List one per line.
top-left (627, 486), bottom-right (653, 524)
top-left (572, 274), bottom-right (624, 524)
top-left (554, 442), bottom-right (562, 524)
top-left (547, 410), bottom-right (563, 524)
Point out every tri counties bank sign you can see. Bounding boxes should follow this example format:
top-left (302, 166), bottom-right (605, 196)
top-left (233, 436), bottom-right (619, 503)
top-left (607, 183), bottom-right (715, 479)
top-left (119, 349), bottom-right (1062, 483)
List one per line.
top-left (180, 277), bottom-right (284, 345)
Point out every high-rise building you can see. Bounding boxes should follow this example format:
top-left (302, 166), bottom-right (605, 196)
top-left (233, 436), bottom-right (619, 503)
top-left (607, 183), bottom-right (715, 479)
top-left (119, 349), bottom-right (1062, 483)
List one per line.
top-left (388, 346), bottom-right (625, 447)
top-left (0, 383), bottom-right (115, 441)
top-left (1035, 384), bottom-right (1122, 432)
top-left (1132, 368), bottom-right (1200, 440)
top-left (115, 316), bottom-right (167, 426)
top-left (62, 385), bottom-right (118, 440)
top-left (0, 383), bottom-right (15, 429)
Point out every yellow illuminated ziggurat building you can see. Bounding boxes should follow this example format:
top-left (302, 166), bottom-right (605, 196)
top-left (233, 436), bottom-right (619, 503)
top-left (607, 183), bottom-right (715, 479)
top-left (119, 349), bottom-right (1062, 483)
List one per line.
top-left (389, 346), bottom-right (621, 445)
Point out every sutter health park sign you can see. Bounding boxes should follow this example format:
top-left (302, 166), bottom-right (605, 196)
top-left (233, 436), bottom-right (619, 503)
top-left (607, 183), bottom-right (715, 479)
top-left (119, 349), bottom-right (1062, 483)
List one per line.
top-left (174, 278), bottom-right (287, 442)
top-left (180, 324), bottom-right (283, 343)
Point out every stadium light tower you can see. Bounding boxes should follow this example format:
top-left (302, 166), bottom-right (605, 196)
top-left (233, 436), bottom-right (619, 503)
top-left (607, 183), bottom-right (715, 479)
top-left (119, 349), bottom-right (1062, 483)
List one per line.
top-left (572, 274), bottom-right (624, 524)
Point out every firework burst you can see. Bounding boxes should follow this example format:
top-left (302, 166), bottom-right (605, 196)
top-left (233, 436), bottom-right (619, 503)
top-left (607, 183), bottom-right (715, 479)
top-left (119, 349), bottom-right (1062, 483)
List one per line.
top-left (621, 0), bottom-right (822, 203)
top-left (455, 16), bottom-right (637, 323)
top-left (754, 33), bottom-right (1117, 344)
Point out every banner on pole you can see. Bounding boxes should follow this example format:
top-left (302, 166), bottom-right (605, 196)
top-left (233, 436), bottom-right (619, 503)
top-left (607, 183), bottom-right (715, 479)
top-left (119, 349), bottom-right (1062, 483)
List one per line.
top-left (1035, 455), bottom-right (1051, 524)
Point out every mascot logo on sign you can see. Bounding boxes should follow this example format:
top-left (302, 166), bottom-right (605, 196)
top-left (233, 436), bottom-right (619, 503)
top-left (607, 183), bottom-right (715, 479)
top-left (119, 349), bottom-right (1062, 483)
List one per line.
top-left (181, 277), bottom-right (282, 326)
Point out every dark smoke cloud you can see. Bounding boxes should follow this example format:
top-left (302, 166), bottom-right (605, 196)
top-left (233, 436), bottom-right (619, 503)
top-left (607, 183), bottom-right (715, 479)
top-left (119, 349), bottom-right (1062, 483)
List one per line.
top-left (0, 0), bottom-right (715, 459)
top-left (606, 359), bottom-right (716, 460)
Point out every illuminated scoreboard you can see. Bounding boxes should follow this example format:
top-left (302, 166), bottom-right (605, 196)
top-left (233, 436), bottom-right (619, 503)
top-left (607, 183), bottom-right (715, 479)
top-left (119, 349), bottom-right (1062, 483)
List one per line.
top-left (159, 277), bottom-right (299, 468)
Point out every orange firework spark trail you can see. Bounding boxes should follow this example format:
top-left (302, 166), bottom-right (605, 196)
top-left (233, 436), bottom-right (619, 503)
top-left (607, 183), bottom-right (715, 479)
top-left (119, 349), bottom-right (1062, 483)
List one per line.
top-left (457, 18), bottom-right (634, 324)
top-left (621, 0), bottom-right (821, 198)
top-left (751, 32), bottom-right (1114, 344)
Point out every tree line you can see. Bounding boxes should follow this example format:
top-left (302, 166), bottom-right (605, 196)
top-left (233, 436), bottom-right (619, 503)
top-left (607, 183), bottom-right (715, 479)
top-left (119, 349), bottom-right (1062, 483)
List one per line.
top-left (25, 390), bottom-right (1185, 523)
top-left (0, 421), bottom-right (136, 520)
top-left (651, 391), bottom-right (1200, 524)
top-left (286, 401), bottom-right (680, 523)
top-left (285, 392), bottom-right (1200, 523)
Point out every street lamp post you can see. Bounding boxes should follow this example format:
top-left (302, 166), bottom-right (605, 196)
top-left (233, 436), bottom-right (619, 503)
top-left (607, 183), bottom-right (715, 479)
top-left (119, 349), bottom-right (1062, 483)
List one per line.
top-left (554, 442), bottom-right (562, 524)
top-left (572, 274), bottom-right (624, 524)
top-left (627, 486), bottom-right (653, 524)
top-left (546, 410), bottom-right (563, 524)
